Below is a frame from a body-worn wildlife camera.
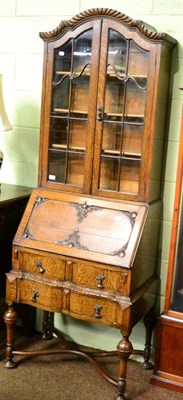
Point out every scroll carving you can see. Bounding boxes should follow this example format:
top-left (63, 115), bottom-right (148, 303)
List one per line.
top-left (56, 228), bottom-right (89, 251)
top-left (71, 201), bottom-right (100, 223)
top-left (39, 8), bottom-right (176, 46)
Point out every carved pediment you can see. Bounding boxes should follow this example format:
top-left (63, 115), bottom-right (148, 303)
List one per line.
top-left (39, 8), bottom-right (176, 46)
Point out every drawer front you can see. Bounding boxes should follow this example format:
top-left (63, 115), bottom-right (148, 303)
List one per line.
top-left (18, 279), bottom-right (63, 312)
top-left (72, 262), bottom-right (129, 295)
top-left (69, 292), bottom-right (117, 325)
top-left (13, 250), bottom-right (65, 281)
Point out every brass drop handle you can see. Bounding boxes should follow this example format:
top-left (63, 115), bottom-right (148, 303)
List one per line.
top-left (31, 290), bottom-right (39, 302)
top-left (96, 275), bottom-right (105, 289)
top-left (97, 106), bottom-right (103, 121)
top-left (94, 305), bottom-right (102, 319)
top-left (36, 261), bottom-right (45, 274)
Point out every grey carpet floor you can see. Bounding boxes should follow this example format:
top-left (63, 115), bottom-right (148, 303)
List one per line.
top-left (0, 328), bottom-right (182, 400)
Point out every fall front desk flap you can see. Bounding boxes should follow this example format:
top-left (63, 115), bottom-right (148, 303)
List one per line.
top-left (13, 189), bottom-right (149, 268)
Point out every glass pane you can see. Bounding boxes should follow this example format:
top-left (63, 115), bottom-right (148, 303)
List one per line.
top-left (73, 30), bottom-right (92, 73)
top-left (101, 123), bottom-right (144, 158)
top-left (104, 80), bottom-right (124, 116)
top-left (48, 151), bottom-right (66, 183)
top-left (128, 41), bottom-right (149, 76)
top-left (52, 77), bottom-right (70, 111)
top-left (104, 30), bottom-right (127, 120)
top-left (125, 80), bottom-right (146, 116)
top-left (70, 76), bottom-right (89, 112)
top-left (68, 120), bottom-right (87, 150)
top-left (120, 159), bottom-right (140, 194)
top-left (101, 123), bottom-right (121, 155)
top-left (99, 157), bottom-right (140, 194)
top-left (107, 30), bottom-right (127, 75)
top-left (67, 153), bottom-right (85, 186)
top-left (54, 42), bottom-right (72, 73)
top-left (50, 117), bottom-right (68, 149)
top-left (99, 157), bottom-right (119, 191)
top-left (52, 41), bottom-right (72, 112)
top-left (122, 124), bottom-right (143, 157)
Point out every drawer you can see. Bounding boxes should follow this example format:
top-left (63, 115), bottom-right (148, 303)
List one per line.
top-left (18, 279), bottom-right (63, 312)
top-left (72, 262), bottom-right (129, 295)
top-left (69, 292), bottom-right (117, 325)
top-left (13, 249), bottom-right (65, 281)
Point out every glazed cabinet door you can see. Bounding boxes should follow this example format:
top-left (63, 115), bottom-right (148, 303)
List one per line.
top-left (39, 20), bottom-right (101, 193)
top-left (39, 18), bottom-right (157, 200)
top-left (92, 20), bottom-right (156, 201)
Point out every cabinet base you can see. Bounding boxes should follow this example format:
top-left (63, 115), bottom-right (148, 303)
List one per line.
top-left (150, 374), bottom-right (183, 393)
top-left (150, 314), bottom-right (183, 392)
top-left (4, 305), bottom-right (155, 400)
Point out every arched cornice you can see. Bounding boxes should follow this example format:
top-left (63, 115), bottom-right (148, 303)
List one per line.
top-left (39, 8), bottom-right (177, 46)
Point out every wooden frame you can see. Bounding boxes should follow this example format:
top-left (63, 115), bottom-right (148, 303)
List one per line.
top-left (151, 93), bottom-right (183, 392)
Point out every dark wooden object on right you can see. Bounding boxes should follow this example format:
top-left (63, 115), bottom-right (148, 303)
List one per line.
top-left (151, 92), bottom-right (183, 392)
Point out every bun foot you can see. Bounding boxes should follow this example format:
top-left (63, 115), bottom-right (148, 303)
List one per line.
top-left (4, 359), bottom-right (16, 369)
top-left (141, 360), bottom-right (153, 370)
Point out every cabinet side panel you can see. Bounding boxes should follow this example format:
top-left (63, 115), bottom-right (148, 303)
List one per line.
top-left (131, 200), bottom-right (162, 293)
top-left (149, 45), bottom-right (174, 202)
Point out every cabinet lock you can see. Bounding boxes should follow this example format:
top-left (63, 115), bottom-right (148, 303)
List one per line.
top-left (31, 290), bottom-right (39, 302)
top-left (36, 261), bottom-right (45, 274)
top-left (96, 275), bottom-right (105, 289)
top-left (94, 305), bottom-right (102, 319)
top-left (97, 106), bottom-right (103, 121)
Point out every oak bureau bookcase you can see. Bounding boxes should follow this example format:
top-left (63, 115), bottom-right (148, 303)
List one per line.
top-left (3, 9), bottom-right (176, 400)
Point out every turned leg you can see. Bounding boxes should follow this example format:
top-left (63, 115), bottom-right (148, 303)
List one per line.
top-left (3, 303), bottom-right (17, 368)
top-left (141, 308), bottom-right (156, 369)
top-left (116, 333), bottom-right (133, 400)
top-left (41, 310), bottom-right (53, 340)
